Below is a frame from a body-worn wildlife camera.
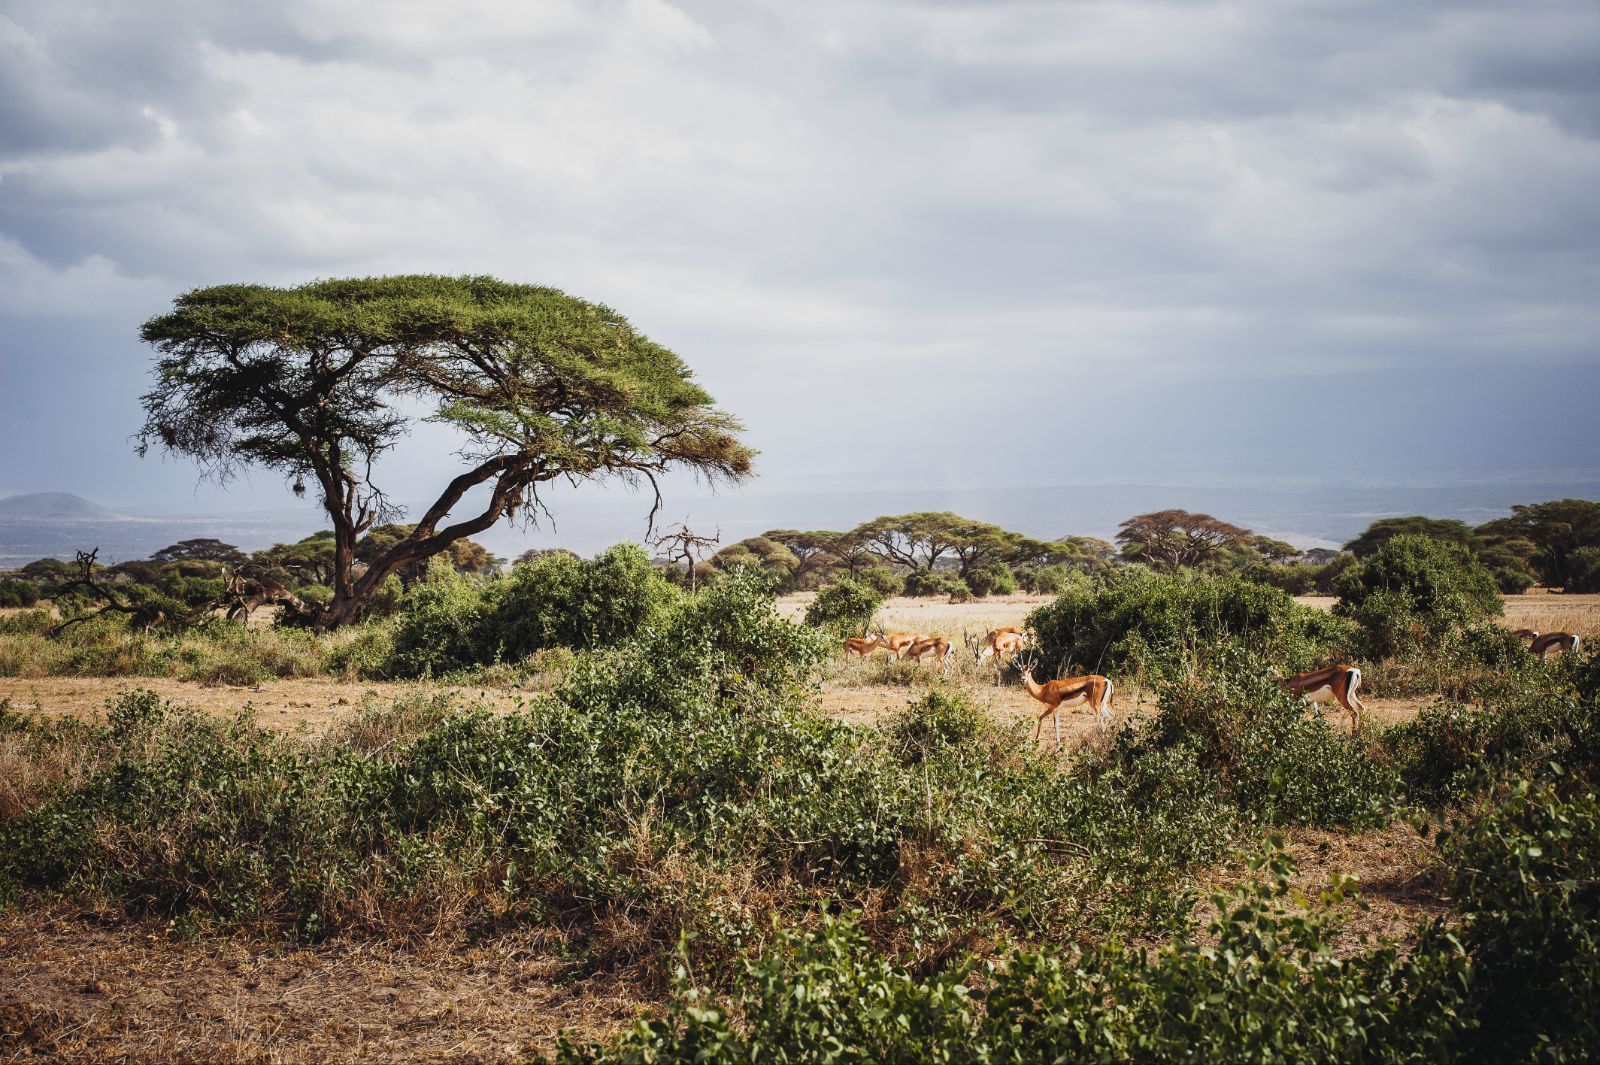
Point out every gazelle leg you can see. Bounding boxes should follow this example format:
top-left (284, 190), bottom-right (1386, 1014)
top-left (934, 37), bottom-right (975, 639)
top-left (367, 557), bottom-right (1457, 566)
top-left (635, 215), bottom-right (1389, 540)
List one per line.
top-left (1053, 706), bottom-right (1061, 748)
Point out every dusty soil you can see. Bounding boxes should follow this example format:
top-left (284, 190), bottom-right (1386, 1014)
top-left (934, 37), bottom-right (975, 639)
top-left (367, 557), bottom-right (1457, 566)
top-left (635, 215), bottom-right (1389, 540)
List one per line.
top-left (0, 677), bottom-right (529, 735)
top-left (1199, 822), bottom-right (1447, 957)
top-left (0, 909), bottom-right (644, 1064)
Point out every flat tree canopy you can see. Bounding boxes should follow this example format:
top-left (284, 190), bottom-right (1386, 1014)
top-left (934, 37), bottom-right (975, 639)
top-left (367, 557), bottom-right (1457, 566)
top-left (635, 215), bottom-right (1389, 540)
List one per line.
top-left (138, 275), bottom-right (753, 627)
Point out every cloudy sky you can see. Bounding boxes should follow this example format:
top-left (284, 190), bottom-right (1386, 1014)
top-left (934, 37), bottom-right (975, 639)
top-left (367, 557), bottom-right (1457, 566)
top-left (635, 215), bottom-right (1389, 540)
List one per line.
top-left (2, 0), bottom-right (1597, 524)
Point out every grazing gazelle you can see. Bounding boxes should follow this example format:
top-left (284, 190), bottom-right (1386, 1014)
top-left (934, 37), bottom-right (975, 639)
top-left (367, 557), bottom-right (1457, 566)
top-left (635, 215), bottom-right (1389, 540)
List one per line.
top-left (842, 632), bottom-right (893, 658)
top-left (882, 631), bottom-right (930, 659)
top-left (1017, 658), bottom-right (1114, 746)
top-left (978, 627), bottom-right (1028, 661)
top-left (1279, 664), bottom-right (1366, 729)
top-left (1530, 631), bottom-right (1582, 658)
top-left (906, 634), bottom-right (955, 672)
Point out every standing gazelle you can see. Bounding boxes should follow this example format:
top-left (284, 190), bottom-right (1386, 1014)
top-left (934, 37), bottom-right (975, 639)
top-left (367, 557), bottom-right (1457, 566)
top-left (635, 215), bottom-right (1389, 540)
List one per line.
top-left (1017, 659), bottom-right (1114, 746)
top-left (1530, 632), bottom-right (1582, 658)
top-left (1279, 664), bottom-right (1366, 729)
top-left (906, 635), bottom-right (955, 673)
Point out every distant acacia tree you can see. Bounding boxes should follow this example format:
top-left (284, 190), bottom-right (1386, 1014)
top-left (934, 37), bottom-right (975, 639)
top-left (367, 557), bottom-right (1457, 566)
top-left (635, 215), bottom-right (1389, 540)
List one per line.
top-left (1478, 499), bottom-right (1600, 591)
top-left (1344, 517), bottom-right (1478, 559)
top-left (150, 538), bottom-right (248, 565)
top-left (765, 528), bottom-right (877, 584)
top-left (1116, 509), bottom-right (1250, 570)
top-left (138, 275), bottom-right (752, 627)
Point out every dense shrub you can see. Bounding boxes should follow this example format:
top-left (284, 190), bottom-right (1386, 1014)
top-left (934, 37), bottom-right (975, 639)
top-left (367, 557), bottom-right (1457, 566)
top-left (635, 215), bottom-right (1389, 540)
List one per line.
top-left (0, 571), bottom-right (1237, 948)
top-left (1568, 545), bottom-right (1600, 593)
top-left (1016, 563), bottom-right (1080, 596)
top-left (1433, 778), bottom-right (1600, 1061)
top-left (901, 569), bottom-right (965, 599)
top-left (563, 842), bottom-right (1462, 1064)
top-left (962, 562), bottom-right (1017, 598)
top-left (857, 566), bottom-right (905, 598)
top-left (0, 579), bottom-right (41, 608)
top-left (1026, 568), bottom-right (1353, 682)
top-left (803, 579), bottom-right (883, 637)
top-left (1334, 534), bottom-right (1502, 657)
top-left (1386, 655), bottom-right (1598, 804)
top-left (1122, 645), bottom-right (1396, 828)
top-left (384, 544), bottom-right (680, 677)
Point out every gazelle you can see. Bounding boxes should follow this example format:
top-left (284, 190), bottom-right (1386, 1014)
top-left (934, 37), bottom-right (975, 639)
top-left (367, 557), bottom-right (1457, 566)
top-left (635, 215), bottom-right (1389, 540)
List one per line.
top-left (883, 631), bottom-right (930, 659)
top-left (1017, 659), bottom-right (1114, 746)
top-left (842, 633), bottom-right (893, 658)
top-left (1531, 631), bottom-right (1581, 658)
top-left (978, 627), bottom-right (1028, 662)
top-left (906, 635), bottom-right (955, 672)
top-left (1279, 664), bottom-right (1366, 729)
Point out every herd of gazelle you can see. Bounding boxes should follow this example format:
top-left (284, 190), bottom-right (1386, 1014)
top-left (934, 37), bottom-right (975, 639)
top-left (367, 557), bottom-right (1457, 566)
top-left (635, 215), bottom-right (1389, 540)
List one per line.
top-left (844, 623), bottom-right (1583, 746)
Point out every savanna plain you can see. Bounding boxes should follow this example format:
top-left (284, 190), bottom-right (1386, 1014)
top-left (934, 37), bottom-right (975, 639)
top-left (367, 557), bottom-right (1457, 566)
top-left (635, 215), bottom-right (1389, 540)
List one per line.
top-left (3, 542), bottom-right (1599, 1063)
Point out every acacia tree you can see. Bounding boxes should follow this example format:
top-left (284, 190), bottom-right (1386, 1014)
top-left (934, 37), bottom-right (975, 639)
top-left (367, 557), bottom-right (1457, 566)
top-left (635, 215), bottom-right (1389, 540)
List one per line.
top-left (1478, 500), bottom-right (1600, 591)
top-left (1116, 509), bottom-right (1251, 570)
top-left (139, 276), bottom-right (752, 628)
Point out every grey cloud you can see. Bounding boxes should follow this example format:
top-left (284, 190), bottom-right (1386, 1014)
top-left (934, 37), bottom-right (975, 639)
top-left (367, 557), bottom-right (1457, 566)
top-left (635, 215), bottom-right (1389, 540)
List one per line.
top-left (0, 0), bottom-right (1595, 511)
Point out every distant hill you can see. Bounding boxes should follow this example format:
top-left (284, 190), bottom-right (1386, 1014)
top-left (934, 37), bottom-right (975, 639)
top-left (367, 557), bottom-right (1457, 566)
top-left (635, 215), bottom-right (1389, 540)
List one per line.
top-left (0, 492), bottom-right (128, 521)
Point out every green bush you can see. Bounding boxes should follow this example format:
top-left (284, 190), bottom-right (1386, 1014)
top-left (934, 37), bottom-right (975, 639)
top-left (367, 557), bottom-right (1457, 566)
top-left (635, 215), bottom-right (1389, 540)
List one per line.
top-left (0, 570), bottom-right (1234, 946)
top-left (382, 560), bottom-right (490, 677)
top-left (384, 544), bottom-right (680, 678)
top-left (1122, 644), bottom-right (1396, 829)
top-left (1385, 662), bottom-right (1597, 805)
top-left (857, 566), bottom-right (905, 598)
top-left (962, 562), bottom-right (1017, 598)
top-left (0, 609), bottom-right (53, 636)
top-left (1026, 568), bottom-right (1353, 682)
top-left (562, 842), bottom-right (1461, 1064)
top-left (1435, 777), bottom-right (1600, 1061)
top-left (0, 579), bottom-right (41, 608)
top-left (804, 579), bottom-right (883, 637)
top-left (1334, 534), bottom-right (1502, 657)
top-left (886, 689), bottom-right (987, 763)
top-left (1568, 545), bottom-right (1600, 593)
top-left (901, 569), bottom-right (965, 599)
top-left (1017, 563), bottom-right (1080, 596)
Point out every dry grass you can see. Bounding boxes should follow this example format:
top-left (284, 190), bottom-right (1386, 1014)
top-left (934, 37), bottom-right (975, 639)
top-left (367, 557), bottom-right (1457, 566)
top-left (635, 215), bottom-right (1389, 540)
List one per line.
top-left (0, 908), bottom-right (649, 1064)
top-left (1197, 822), bottom-right (1448, 958)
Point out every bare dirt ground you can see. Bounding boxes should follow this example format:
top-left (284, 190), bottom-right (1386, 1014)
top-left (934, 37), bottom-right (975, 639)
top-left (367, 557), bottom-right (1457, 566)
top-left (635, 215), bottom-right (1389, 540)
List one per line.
top-left (0, 909), bottom-right (642, 1064)
top-left (0, 677), bottom-right (529, 735)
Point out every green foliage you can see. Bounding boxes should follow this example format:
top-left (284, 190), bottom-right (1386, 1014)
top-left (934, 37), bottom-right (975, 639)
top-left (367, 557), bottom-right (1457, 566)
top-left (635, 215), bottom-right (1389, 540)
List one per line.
top-left (1124, 645), bottom-right (1396, 829)
top-left (901, 569), bottom-right (966, 599)
top-left (1345, 515), bottom-right (1479, 558)
top-left (488, 543), bottom-right (679, 658)
top-left (1568, 545), bottom-right (1600, 594)
top-left (0, 608), bottom-right (53, 635)
top-left (962, 561), bottom-right (1017, 598)
top-left (1436, 777), bottom-right (1600, 1061)
top-left (856, 566), bottom-right (904, 598)
top-left (1385, 655), bottom-right (1598, 804)
top-left (1334, 534), bottom-right (1502, 657)
top-left (384, 544), bottom-right (679, 678)
top-left (803, 579), bottom-right (883, 637)
top-left (886, 689), bottom-right (987, 763)
top-left (0, 579), bottom-right (42, 608)
top-left (139, 274), bottom-right (752, 626)
top-left (1479, 499), bottom-right (1600, 591)
top-left (564, 842), bottom-right (1461, 1064)
top-left (1027, 568), bottom-right (1353, 682)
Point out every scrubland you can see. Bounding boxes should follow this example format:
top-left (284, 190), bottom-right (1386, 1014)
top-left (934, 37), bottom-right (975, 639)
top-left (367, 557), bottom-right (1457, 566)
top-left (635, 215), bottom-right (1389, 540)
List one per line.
top-left (2, 559), bottom-right (1599, 1062)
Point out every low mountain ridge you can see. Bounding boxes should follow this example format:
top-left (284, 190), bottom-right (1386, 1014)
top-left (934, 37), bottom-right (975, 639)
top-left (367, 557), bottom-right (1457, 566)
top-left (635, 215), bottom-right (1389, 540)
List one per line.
top-left (0, 492), bottom-right (128, 521)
